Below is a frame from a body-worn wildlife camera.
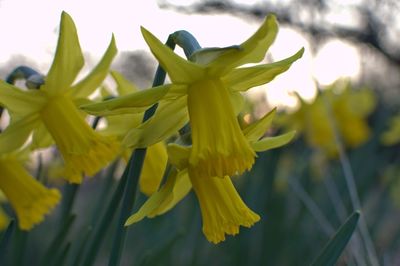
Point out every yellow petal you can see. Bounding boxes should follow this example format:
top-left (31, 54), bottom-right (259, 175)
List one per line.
top-left (125, 169), bottom-right (186, 225)
top-left (0, 115), bottom-right (40, 154)
top-left (44, 11), bottom-right (84, 95)
top-left (223, 48), bottom-right (304, 91)
top-left (122, 96), bottom-right (188, 148)
top-left (31, 122), bottom-right (55, 149)
top-left (141, 26), bottom-right (204, 83)
top-left (139, 142), bottom-right (168, 196)
top-left (110, 70), bottom-right (139, 95)
top-left (150, 170), bottom-right (192, 216)
top-left (0, 81), bottom-right (46, 114)
top-left (251, 131), bottom-right (296, 152)
top-left (167, 143), bottom-right (190, 170)
top-left (243, 108), bottom-right (276, 142)
top-left (209, 14), bottom-right (278, 75)
top-left (71, 34), bottom-right (118, 98)
top-left (80, 84), bottom-right (172, 116)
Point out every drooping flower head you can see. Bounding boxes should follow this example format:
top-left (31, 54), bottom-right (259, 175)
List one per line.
top-left (0, 153), bottom-right (60, 230)
top-left (83, 14), bottom-right (303, 180)
top-left (125, 109), bottom-right (296, 243)
top-left (0, 11), bottom-right (120, 183)
top-left (141, 15), bottom-right (302, 179)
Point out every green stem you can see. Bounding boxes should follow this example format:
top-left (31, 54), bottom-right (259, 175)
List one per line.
top-left (107, 36), bottom-right (176, 266)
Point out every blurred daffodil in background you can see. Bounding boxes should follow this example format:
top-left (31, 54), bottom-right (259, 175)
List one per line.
top-left (381, 114), bottom-right (400, 146)
top-left (278, 80), bottom-right (376, 158)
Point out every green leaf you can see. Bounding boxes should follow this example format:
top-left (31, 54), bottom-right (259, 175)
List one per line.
top-left (311, 211), bottom-right (360, 266)
top-left (41, 214), bottom-right (76, 266)
top-left (0, 220), bottom-right (15, 264)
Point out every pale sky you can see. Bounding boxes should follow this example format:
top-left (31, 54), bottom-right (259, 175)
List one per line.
top-left (0, 0), bottom-right (361, 107)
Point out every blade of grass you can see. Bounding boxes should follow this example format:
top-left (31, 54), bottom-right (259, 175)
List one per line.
top-left (0, 220), bottom-right (15, 264)
top-left (40, 214), bottom-right (75, 266)
top-left (311, 211), bottom-right (360, 266)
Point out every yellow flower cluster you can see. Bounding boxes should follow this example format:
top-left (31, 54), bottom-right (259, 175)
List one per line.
top-left (278, 80), bottom-right (376, 158)
top-left (0, 11), bottom-right (302, 242)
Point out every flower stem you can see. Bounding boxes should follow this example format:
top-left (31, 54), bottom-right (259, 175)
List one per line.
top-left (107, 36), bottom-right (176, 266)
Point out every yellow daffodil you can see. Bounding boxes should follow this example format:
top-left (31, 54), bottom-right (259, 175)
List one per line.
top-left (278, 80), bottom-right (375, 157)
top-left (83, 14), bottom-right (303, 179)
top-left (125, 109), bottom-right (296, 243)
top-left (0, 11), bottom-right (120, 183)
top-left (101, 71), bottom-right (168, 195)
top-left (381, 114), bottom-right (400, 146)
top-left (0, 152), bottom-right (60, 230)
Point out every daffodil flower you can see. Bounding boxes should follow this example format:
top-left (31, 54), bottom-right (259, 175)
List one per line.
top-left (0, 152), bottom-right (60, 230)
top-left (0, 11), bottom-right (119, 183)
top-left (125, 109), bottom-right (296, 243)
top-left (83, 14), bottom-right (303, 180)
top-left (278, 80), bottom-right (375, 157)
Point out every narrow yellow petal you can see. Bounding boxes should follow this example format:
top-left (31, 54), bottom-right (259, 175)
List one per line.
top-left (31, 122), bottom-right (55, 149)
top-left (122, 96), bottom-right (188, 148)
top-left (150, 170), bottom-right (192, 216)
top-left (141, 26), bottom-right (204, 83)
top-left (125, 169), bottom-right (180, 225)
top-left (71, 34), bottom-right (118, 98)
top-left (80, 84), bottom-right (172, 116)
top-left (125, 169), bottom-right (191, 225)
top-left (139, 142), bottom-right (168, 196)
top-left (251, 131), bottom-right (296, 152)
top-left (223, 48), bottom-right (304, 91)
top-left (167, 143), bottom-right (190, 170)
top-left (110, 70), bottom-right (139, 96)
top-left (0, 80), bottom-right (46, 114)
top-left (209, 14), bottom-right (278, 75)
top-left (44, 11), bottom-right (84, 95)
top-left (0, 115), bottom-right (40, 154)
top-left (243, 108), bottom-right (276, 142)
